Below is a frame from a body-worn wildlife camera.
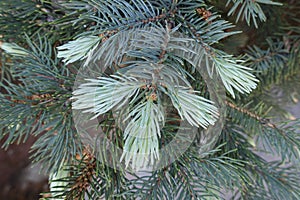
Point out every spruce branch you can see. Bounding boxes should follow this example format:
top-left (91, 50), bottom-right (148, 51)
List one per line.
top-left (121, 99), bottom-right (165, 169)
top-left (176, 6), bottom-right (240, 45)
top-left (177, 41), bottom-right (258, 98)
top-left (174, 10), bottom-right (258, 97)
top-left (245, 38), bottom-right (298, 85)
top-left (65, 151), bottom-right (96, 199)
top-left (226, 101), bottom-right (300, 161)
top-left (125, 146), bottom-right (250, 199)
top-left (242, 160), bottom-right (300, 200)
top-left (0, 0), bottom-right (45, 41)
top-left (210, 51), bottom-right (258, 98)
top-left (46, 146), bottom-right (132, 199)
top-left (226, 0), bottom-right (282, 28)
top-left (0, 35), bottom-right (79, 173)
top-left (56, 0), bottom-right (179, 66)
top-left (220, 123), bottom-right (300, 200)
top-left (225, 100), bottom-right (275, 128)
top-left (57, 36), bottom-right (101, 65)
top-left (48, 150), bottom-right (96, 199)
top-left (72, 74), bottom-right (144, 120)
top-left (2, 1), bottom-right (300, 199)
top-left (164, 86), bottom-right (219, 128)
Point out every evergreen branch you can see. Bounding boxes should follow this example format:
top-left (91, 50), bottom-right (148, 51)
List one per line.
top-left (71, 0), bottom-right (177, 33)
top-left (56, 0), bottom-right (177, 43)
top-left (1, 36), bottom-right (73, 88)
top-left (47, 149), bottom-right (127, 200)
top-left (0, 94), bottom-right (44, 149)
top-left (210, 51), bottom-right (258, 98)
top-left (57, 29), bottom-right (133, 66)
top-left (69, 26), bottom-right (224, 170)
top-left (174, 166), bottom-right (219, 200)
top-left (121, 100), bottom-right (165, 169)
top-left (57, 36), bottom-right (101, 65)
top-left (186, 146), bottom-right (250, 193)
top-left (125, 167), bottom-right (217, 199)
top-left (47, 149), bottom-right (96, 199)
top-left (176, 7), bottom-right (240, 45)
top-left (55, 0), bottom-right (178, 66)
top-left (258, 122), bottom-right (300, 160)
top-left (164, 86), bottom-right (219, 128)
top-left (225, 100), bottom-right (275, 128)
top-left (174, 14), bottom-right (258, 97)
top-left (0, 36), bottom-right (79, 173)
top-left (0, 0), bottom-right (81, 42)
top-left (176, 0), bottom-right (206, 14)
top-left (80, 0), bottom-right (157, 29)
top-left (225, 101), bottom-right (300, 160)
top-left (245, 38), bottom-right (299, 85)
top-left (243, 161), bottom-right (300, 200)
top-left (226, 0), bottom-right (282, 28)
top-left (0, 93), bottom-right (45, 148)
top-left (2, 1), bottom-right (300, 199)
top-left (174, 41), bottom-right (258, 98)
top-left (0, 42), bottom-right (29, 57)
top-left (59, 20), bottom-right (258, 100)
top-left (220, 124), bottom-right (300, 199)
top-left (30, 110), bottom-right (81, 173)
top-left (72, 74), bottom-right (144, 119)
top-left (125, 146), bottom-right (250, 199)
top-left (124, 170), bottom-right (175, 199)
top-left (65, 151), bottom-right (96, 199)
top-left (0, 0), bottom-right (45, 41)
top-left (119, 25), bottom-right (194, 85)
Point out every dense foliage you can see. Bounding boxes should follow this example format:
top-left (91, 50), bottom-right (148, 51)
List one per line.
top-left (0, 0), bottom-right (299, 199)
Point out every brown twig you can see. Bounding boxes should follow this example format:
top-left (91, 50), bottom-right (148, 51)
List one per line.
top-left (225, 100), bottom-right (276, 129)
top-left (98, 7), bottom-right (177, 42)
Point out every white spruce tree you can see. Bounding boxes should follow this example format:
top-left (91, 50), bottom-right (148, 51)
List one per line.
top-left (0, 0), bottom-right (299, 199)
